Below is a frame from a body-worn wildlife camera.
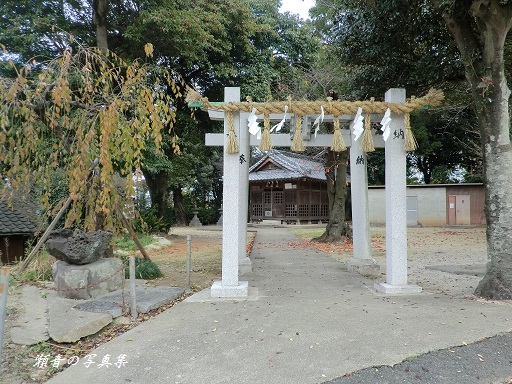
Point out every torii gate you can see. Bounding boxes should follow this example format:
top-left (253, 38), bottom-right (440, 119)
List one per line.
top-left (188, 87), bottom-right (444, 298)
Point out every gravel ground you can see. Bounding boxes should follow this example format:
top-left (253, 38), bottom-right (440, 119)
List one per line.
top-left (324, 226), bottom-right (512, 384)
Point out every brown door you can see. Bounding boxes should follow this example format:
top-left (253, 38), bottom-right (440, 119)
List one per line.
top-left (448, 195), bottom-right (456, 225)
top-left (272, 190), bottom-right (285, 218)
top-left (456, 195), bottom-right (471, 225)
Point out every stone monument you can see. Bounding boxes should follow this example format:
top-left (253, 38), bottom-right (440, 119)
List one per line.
top-left (47, 229), bottom-right (123, 299)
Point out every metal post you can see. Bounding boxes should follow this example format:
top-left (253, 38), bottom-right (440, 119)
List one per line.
top-left (0, 267), bottom-right (10, 363)
top-left (186, 235), bottom-right (191, 287)
top-left (129, 256), bottom-right (137, 318)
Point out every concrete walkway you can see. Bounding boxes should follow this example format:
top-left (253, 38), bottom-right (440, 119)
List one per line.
top-left (47, 227), bottom-right (512, 384)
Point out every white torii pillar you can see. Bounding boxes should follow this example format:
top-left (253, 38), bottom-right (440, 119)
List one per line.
top-left (374, 88), bottom-right (422, 294)
top-left (347, 121), bottom-right (380, 276)
top-left (238, 111), bottom-right (252, 275)
top-left (210, 87), bottom-right (249, 297)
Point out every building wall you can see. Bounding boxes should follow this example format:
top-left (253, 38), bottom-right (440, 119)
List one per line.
top-left (408, 187), bottom-right (447, 226)
top-left (368, 189), bottom-right (386, 225)
top-left (368, 184), bottom-right (485, 226)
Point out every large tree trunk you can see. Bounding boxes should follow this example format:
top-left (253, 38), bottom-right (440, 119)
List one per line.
top-left (93, 0), bottom-right (108, 53)
top-left (313, 149), bottom-right (351, 242)
top-left (143, 170), bottom-right (169, 220)
top-left (443, 1), bottom-right (512, 299)
top-left (172, 187), bottom-right (187, 226)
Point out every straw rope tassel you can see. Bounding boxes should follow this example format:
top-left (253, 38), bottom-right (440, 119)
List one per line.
top-left (404, 113), bottom-right (418, 151)
top-left (331, 116), bottom-right (346, 152)
top-left (360, 112), bottom-right (375, 152)
top-left (291, 114), bottom-right (305, 152)
top-left (259, 114), bottom-right (272, 151)
top-left (225, 111), bottom-right (239, 154)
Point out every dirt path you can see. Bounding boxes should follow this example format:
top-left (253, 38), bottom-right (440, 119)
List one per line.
top-left (147, 225), bottom-right (487, 298)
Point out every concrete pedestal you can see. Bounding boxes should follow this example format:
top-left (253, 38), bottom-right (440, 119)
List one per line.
top-left (347, 258), bottom-right (380, 277)
top-left (374, 282), bottom-right (422, 294)
top-left (210, 280), bottom-right (249, 298)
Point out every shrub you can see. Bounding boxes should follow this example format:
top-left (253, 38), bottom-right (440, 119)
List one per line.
top-left (122, 256), bottom-right (163, 280)
top-left (133, 206), bottom-right (168, 234)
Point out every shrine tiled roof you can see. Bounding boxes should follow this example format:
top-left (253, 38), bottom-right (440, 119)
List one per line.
top-left (0, 201), bottom-right (37, 235)
top-left (249, 150), bottom-right (326, 181)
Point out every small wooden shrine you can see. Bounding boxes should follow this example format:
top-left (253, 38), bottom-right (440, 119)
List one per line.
top-left (249, 150), bottom-right (328, 224)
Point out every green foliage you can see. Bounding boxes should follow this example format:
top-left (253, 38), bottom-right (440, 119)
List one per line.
top-left (408, 106), bottom-right (481, 183)
top-left (197, 205), bottom-right (219, 226)
top-left (123, 256), bottom-right (163, 280)
top-left (313, 0), bottom-right (463, 98)
top-left (367, 149), bottom-right (385, 186)
top-left (29, 342), bottom-right (52, 355)
top-left (312, 0), bottom-right (482, 182)
top-left (124, 0), bottom-right (255, 71)
top-left (114, 234), bottom-right (155, 251)
top-left (133, 206), bottom-right (169, 234)
top-left (0, 1), bottom-right (94, 68)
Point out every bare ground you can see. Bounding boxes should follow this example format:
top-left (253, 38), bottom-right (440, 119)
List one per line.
top-left (0, 225), bottom-right (489, 383)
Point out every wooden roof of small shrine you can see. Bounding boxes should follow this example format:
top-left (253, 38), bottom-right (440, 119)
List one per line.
top-left (249, 150), bottom-right (326, 182)
top-left (0, 201), bottom-right (37, 236)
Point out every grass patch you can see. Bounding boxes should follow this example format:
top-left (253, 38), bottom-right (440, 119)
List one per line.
top-left (288, 228), bottom-right (324, 241)
top-left (17, 250), bottom-right (55, 282)
top-left (114, 234), bottom-right (155, 251)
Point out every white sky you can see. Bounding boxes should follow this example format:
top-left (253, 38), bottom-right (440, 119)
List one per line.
top-left (279, 0), bottom-right (315, 20)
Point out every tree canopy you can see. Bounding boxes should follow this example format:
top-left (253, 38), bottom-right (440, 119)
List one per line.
top-left (0, 44), bottom-right (183, 230)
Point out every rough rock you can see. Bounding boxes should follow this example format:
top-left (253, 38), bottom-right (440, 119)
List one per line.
top-left (52, 258), bottom-right (124, 299)
top-left (45, 228), bottom-right (113, 265)
top-left (48, 297), bottom-right (112, 343)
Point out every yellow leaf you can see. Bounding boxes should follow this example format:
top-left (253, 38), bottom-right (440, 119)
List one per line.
top-left (144, 43), bottom-right (154, 58)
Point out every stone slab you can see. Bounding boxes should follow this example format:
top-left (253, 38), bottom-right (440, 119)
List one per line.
top-left (210, 280), bottom-right (249, 298)
top-left (73, 300), bottom-right (124, 318)
top-left (132, 286), bottom-right (186, 313)
top-left (374, 282), bottom-right (423, 294)
top-left (10, 286), bottom-right (49, 345)
top-left (48, 296), bottom-right (112, 343)
top-left (145, 237), bottom-right (172, 250)
top-left (80, 286), bottom-right (186, 315)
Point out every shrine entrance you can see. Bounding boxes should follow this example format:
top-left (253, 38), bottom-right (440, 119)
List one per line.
top-left (187, 87), bottom-right (443, 298)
